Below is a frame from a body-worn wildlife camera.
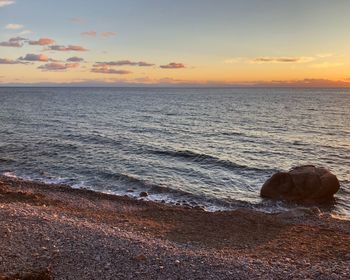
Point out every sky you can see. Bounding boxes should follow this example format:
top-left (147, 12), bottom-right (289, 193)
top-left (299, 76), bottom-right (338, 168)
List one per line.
top-left (1, 0), bottom-right (350, 87)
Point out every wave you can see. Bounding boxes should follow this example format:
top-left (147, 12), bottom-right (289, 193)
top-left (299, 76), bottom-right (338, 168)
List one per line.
top-left (0, 157), bottom-right (15, 163)
top-left (97, 170), bottom-right (257, 210)
top-left (99, 171), bottom-right (164, 190)
top-left (2, 171), bottom-right (18, 178)
top-left (62, 133), bottom-right (123, 147)
top-left (149, 149), bottom-right (275, 174)
top-left (2, 169), bottom-right (343, 215)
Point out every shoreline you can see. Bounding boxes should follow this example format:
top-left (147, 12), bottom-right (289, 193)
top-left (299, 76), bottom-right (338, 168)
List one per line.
top-left (0, 175), bottom-right (349, 279)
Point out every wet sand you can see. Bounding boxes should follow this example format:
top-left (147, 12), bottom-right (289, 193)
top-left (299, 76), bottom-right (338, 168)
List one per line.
top-left (0, 175), bottom-right (349, 279)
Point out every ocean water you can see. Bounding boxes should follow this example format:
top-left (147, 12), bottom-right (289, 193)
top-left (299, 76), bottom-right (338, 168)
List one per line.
top-left (0, 87), bottom-right (349, 216)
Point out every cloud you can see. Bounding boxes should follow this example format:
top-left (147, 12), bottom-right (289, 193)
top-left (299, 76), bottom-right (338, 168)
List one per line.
top-left (18, 29), bottom-right (32, 35)
top-left (101, 32), bottom-right (116, 38)
top-left (91, 66), bottom-right (131, 75)
top-left (94, 60), bottom-right (154, 67)
top-left (0, 36), bottom-right (26, 47)
top-left (81, 31), bottom-right (97, 37)
top-left (67, 56), bottom-right (84, 62)
top-left (224, 58), bottom-right (245, 64)
top-left (316, 53), bottom-right (334, 58)
top-left (160, 62), bottom-right (186, 69)
top-left (0, 0), bottom-right (15, 8)
top-left (309, 62), bottom-right (343, 69)
top-left (253, 78), bottom-right (350, 88)
top-left (5, 23), bottom-right (23, 30)
top-left (251, 56), bottom-right (313, 64)
top-left (0, 58), bottom-right (24, 64)
top-left (47, 45), bottom-right (88, 51)
top-left (29, 38), bottom-right (55, 46)
top-left (138, 61), bottom-right (154, 67)
top-left (81, 31), bottom-right (116, 38)
top-left (19, 53), bottom-right (49, 62)
top-left (38, 62), bottom-right (79, 71)
top-left (69, 17), bottom-right (86, 24)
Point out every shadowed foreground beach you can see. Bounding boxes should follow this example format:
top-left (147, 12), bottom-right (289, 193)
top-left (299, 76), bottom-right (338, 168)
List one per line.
top-left (0, 176), bottom-right (349, 279)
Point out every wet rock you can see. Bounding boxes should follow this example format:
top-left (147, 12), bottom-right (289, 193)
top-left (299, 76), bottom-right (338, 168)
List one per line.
top-left (139, 192), bottom-right (148, 198)
top-left (261, 165), bottom-right (340, 203)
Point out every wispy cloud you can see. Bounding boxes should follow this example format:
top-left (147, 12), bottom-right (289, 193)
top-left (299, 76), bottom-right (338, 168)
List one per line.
top-left (101, 32), bottom-right (116, 38)
top-left (309, 62), bottom-right (343, 69)
top-left (0, 0), bottom-right (15, 8)
top-left (69, 17), bottom-right (86, 24)
top-left (19, 53), bottom-right (49, 62)
top-left (224, 58), bottom-right (245, 64)
top-left (0, 58), bottom-right (24, 64)
top-left (316, 53), bottom-right (334, 58)
top-left (94, 60), bottom-right (154, 67)
top-left (38, 62), bottom-right (79, 71)
top-left (91, 67), bottom-right (131, 74)
top-left (5, 23), bottom-right (23, 30)
top-left (29, 38), bottom-right (55, 46)
top-left (18, 29), bottom-right (32, 35)
top-left (253, 78), bottom-right (350, 88)
top-left (47, 45), bottom-right (88, 52)
top-left (81, 31), bottom-right (116, 38)
top-left (224, 56), bottom-right (316, 64)
top-left (81, 31), bottom-right (97, 37)
top-left (67, 56), bottom-right (84, 62)
top-left (160, 62), bottom-right (186, 69)
top-left (251, 56), bottom-right (314, 64)
top-left (0, 37), bottom-right (26, 47)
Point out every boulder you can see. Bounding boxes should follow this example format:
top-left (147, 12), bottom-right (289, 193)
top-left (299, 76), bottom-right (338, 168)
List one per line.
top-left (139, 191), bottom-right (148, 197)
top-left (260, 165), bottom-right (340, 203)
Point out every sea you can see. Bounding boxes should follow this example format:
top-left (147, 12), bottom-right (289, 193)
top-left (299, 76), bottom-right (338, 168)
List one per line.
top-left (0, 87), bottom-right (349, 217)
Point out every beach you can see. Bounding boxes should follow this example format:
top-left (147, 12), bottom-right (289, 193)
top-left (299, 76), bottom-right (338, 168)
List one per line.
top-left (0, 175), bottom-right (349, 279)
top-left (2, 1), bottom-right (350, 279)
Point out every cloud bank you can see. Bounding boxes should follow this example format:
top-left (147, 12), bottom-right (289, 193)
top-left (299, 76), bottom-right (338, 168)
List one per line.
top-left (252, 78), bottom-right (350, 88)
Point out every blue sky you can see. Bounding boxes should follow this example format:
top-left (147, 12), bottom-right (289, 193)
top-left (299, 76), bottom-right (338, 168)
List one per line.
top-left (1, 0), bottom-right (350, 86)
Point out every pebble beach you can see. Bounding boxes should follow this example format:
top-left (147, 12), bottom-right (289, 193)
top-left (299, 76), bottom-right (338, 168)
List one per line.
top-left (0, 175), bottom-right (349, 279)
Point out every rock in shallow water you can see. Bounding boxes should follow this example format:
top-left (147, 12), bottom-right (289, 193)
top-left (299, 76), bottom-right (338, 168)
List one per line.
top-left (139, 191), bottom-right (148, 197)
top-left (260, 165), bottom-right (340, 203)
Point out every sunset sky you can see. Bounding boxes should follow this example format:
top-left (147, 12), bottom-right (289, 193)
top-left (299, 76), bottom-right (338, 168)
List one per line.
top-left (1, 0), bottom-right (350, 86)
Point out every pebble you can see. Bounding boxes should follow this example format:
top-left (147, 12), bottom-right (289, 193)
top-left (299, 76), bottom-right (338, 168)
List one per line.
top-left (1, 175), bottom-right (349, 280)
top-left (133, 254), bottom-right (147, 262)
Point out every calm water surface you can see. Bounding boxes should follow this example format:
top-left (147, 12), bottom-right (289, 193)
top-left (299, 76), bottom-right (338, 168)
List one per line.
top-left (0, 87), bottom-right (349, 216)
